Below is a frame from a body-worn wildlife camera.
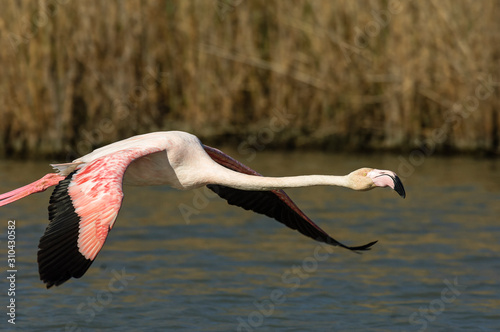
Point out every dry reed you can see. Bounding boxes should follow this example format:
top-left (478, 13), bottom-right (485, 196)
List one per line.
top-left (0, 0), bottom-right (499, 159)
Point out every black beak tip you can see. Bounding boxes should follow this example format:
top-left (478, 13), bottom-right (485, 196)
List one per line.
top-left (393, 175), bottom-right (406, 199)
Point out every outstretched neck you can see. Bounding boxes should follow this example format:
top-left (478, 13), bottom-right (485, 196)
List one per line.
top-left (212, 171), bottom-right (349, 191)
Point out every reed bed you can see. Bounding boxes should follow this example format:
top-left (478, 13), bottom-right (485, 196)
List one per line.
top-left (0, 0), bottom-right (499, 158)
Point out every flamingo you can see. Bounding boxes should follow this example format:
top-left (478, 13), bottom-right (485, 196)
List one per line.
top-left (0, 131), bottom-right (405, 288)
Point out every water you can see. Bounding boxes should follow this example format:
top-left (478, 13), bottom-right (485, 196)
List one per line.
top-left (0, 151), bottom-right (499, 331)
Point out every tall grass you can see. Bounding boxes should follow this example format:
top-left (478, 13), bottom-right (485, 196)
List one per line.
top-left (0, 0), bottom-right (499, 158)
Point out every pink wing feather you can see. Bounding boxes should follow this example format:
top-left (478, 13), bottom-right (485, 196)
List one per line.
top-left (38, 147), bottom-right (162, 288)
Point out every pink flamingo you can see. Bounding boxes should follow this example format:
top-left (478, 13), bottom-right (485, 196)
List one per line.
top-left (0, 131), bottom-right (405, 288)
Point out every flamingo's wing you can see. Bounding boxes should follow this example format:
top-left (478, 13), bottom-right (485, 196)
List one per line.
top-left (38, 147), bottom-right (162, 288)
top-left (203, 146), bottom-right (377, 252)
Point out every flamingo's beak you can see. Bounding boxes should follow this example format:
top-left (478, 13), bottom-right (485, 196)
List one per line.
top-left (367, 170), bottom-right (406, 198)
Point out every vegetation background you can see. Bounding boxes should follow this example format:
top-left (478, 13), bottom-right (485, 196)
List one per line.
top-left (0, 0), bottom-right (499, 159)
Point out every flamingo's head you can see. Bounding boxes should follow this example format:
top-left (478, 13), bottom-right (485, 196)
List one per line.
top-left (348, 168), bottom-right (406, 198)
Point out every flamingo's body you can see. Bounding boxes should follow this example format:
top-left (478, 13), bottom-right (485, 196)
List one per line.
top-left (0, 131), bottom-right (405, 288)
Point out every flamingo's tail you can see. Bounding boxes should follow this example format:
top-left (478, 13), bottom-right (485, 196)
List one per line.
top-left (0, 173), bottom-right (65, 207)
